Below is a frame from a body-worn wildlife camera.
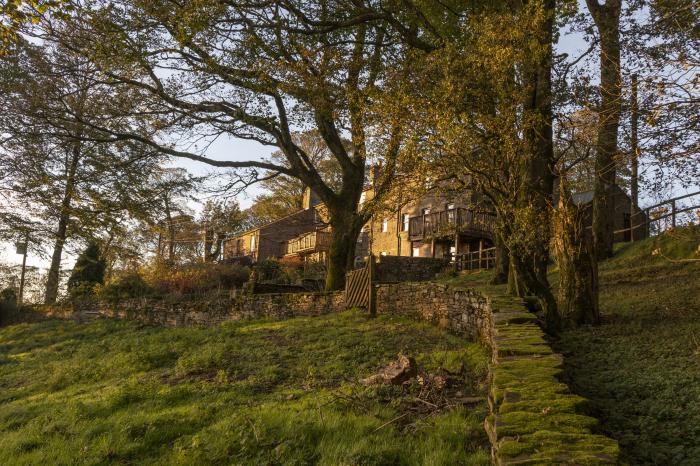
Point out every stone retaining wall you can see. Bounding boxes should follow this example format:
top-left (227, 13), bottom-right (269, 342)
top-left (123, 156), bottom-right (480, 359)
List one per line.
top-left (44, 291), bottom-right (345, 327)
top-left (375, 281), bottom-right (620, 465)
top-left (374, 256), bottom-right (450, 283)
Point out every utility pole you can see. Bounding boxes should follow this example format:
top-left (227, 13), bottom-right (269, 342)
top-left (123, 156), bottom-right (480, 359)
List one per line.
top-left (17, 233), bottom-right (29, 305)
top-left (630, 74), bottom-right (639, 240)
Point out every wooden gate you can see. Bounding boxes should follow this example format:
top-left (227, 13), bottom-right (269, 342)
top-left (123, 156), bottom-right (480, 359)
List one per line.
top-left (345, 254), bottom-right (376, 315)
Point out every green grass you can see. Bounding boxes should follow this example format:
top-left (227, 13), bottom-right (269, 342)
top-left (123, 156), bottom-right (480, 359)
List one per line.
top-left (445, 226), bottom-right (700, 465)
top-left (0, 309), bottom-right (490, 465)
top-left (556, 228), bottom-right (700, 465)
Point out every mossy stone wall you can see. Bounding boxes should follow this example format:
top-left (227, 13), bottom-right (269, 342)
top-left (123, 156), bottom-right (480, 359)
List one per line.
top-left (41, 291), bottom-right (345, 326)
top-left (375, 282), bottom-right (620, 465)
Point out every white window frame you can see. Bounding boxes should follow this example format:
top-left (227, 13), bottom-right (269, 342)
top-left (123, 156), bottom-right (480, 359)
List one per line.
top-left (250, 234), bottom-right (257, 251)
top-left (402, 214), bottom-right (409, 232)
top-left (381, 218), bottom-right (389, 233)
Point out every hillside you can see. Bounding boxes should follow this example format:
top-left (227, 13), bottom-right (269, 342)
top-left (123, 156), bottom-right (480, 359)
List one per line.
top-left (0, 310), bottom-right (490, 465)
top-left (446, 226), bottom-right (700, 464)
top-left (557, 227), bottom-right (700, 465)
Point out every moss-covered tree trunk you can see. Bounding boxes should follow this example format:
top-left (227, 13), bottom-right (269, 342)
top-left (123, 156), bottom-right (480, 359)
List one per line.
top-left (554, 180), bottom-right (600, 326)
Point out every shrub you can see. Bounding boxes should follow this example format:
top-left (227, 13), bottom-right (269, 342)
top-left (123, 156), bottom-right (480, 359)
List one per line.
top-left (0, 288), bottom-right (18, 324)
top-left (100, 273), bottom-right (153, 303)
top-left (255, 259), bottom-right (281, 282)
top-left (69, 282), bottom-right (100, 301)
top-left (146, 263), bottom-right (251, 296)
top-left (67, 241), bottom-right (106, 296)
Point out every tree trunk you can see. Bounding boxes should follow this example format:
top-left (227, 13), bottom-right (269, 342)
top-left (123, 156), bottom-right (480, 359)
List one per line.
top-left (507, 0), bottom-right (559, 333)
top-left (44, 142), bottom-right (81, 304)
top-left (554, 178), bottom-right (600, 326)
top-left (588, 0), bottom-right (622, 259)
top-left (491, 232), bottom-right (509, 285)
top-left (630, 74), bottom-right (640, 239)
top-left (325, 212), bottom-right (364, 291)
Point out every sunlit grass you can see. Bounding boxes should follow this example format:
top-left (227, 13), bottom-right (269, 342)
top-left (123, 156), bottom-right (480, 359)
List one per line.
top-left (0, 310), bottom-right (490, 465)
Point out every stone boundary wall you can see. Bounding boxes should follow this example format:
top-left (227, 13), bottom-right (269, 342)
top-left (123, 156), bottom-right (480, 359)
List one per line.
top-left (375, 282), bottom-right (620, 465)
top-left (42, 291), bottom-right (345, 327)
top-left (374, 256), bottom-right (450, 283)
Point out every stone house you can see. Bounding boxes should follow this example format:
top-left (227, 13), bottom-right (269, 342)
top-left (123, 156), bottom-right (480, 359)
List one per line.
top-left (568, 185), bottom-right (649, 242)
top-left (222, 180), bottom-right (645, 265)
top-left (222, 188), bottom-right (327, 263)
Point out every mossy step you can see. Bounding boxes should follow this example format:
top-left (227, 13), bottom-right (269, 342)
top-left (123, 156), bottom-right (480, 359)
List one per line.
top-left (495, 342), bottom-right (554, 357)
top-left (497, 430), bottom-right (619, 465)
top-left (499, 393), bottom-right (588, 414)
top-left (493, 311), bottom-right (539, 325)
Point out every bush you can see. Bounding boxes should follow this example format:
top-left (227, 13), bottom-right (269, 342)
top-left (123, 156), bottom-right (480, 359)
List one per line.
top-left (67, 241), bottom-right (106, 296)
top-left (255, 258), bottom-right (281, 282)
top-left (100, 273), bottom-right (153, 303)
top-left (0, 288), bottom-right (18, 324)
top-left (146, 263), bottom-right (251, 296)
top-left (69, 282), bottom-right (100, 301)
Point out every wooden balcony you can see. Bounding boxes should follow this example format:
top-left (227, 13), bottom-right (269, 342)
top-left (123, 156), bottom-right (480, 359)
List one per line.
top-left (408, 208), bottom-right (496, 240)
top-left (228, 248), bottom-right (257, 261)
top-left (285, 230), bottom-right (332, 256)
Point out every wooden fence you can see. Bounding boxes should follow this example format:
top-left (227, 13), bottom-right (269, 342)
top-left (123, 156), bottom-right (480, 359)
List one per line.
top-left (615, 190), bottom-right (700, 240)
top-left (453, 247), bottom-right (496, 272)
top-left (345, 254), bottom-right (376, 316)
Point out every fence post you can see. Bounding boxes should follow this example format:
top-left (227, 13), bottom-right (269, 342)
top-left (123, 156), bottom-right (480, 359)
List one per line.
top-left (368, 253), bottom-right (376, 317)
top-left (671, 200), bottom-right (677, 228)
top-left (478, 239), bottom-right (484, 269)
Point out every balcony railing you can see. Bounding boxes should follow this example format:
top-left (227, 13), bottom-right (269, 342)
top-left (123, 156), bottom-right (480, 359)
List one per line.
top-left (285, 230), bottom-right (332, 255)
top-left (408, 208), bottom-right (496, 240)
top-left (228, 248), bottom-right (257, 261)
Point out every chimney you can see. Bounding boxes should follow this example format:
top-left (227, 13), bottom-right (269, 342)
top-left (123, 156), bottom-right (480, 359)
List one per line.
top-left (302, 186), bottom-right (321, 210)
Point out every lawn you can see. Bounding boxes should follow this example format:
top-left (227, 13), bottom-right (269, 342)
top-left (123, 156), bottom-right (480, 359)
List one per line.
top-left (445, 227), bottom-right (700, 465)
top-left (0, 309), bottom-right (490, 465)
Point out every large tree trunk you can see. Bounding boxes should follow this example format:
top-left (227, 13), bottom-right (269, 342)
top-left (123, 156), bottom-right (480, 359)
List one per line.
top-left (491, 231), bottom-right (509, 285)
top-left (506, 0), bottom-right (560, 333)
top-left (588, 0), bottom-right (622, 259)
top-left (554, 179), bottom-right (600, 326)
top-left (325, 195), bottom-right (366, 291)
top-left (44, 142), bottom-right (81, 304)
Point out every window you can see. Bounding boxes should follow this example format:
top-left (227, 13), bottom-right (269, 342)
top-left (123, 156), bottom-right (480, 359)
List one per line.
top-left (381, 218), bottom-right (389, 232)
top-left (412, 247), bottom-right (420, 257)
top-left (422, 208), bottom-right (431, 215)
top-left (250, 234), bottom-right (257, 251)
top-left (402, 214), bottom-right (409, 232)
top-left (359, 191), bottom-right (366, 206)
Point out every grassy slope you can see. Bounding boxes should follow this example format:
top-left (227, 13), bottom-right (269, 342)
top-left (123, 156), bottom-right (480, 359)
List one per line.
top-left (443, 227), bottom-right (700, 465)
top-left (557, 228), bottom-right (700, 465)
top-left (0, 310), bottom-right (490, 466)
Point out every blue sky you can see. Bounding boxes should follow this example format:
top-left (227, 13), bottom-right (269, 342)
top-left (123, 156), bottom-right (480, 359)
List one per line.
top-left (1, 13), bottom-right (697, 272)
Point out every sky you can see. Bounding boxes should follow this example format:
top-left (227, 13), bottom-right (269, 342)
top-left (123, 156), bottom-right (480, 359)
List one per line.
top-left (1, 10), bottom-right (697, 275)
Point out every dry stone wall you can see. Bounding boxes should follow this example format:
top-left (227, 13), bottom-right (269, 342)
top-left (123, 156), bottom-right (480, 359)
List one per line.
top-left (46, 291), bottom-right (345, 327)
top-left (375, 281), bottom-right (620, 465)
top-left (374, 256), bottom-right (450, 283)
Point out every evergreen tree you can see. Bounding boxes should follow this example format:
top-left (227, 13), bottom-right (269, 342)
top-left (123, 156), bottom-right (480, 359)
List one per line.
top-left (67, 241), bottom-right (106, 293)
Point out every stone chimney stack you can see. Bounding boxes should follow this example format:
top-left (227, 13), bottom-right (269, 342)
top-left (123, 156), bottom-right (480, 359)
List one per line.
top-left (302, 186), bottom-right (321, 210)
